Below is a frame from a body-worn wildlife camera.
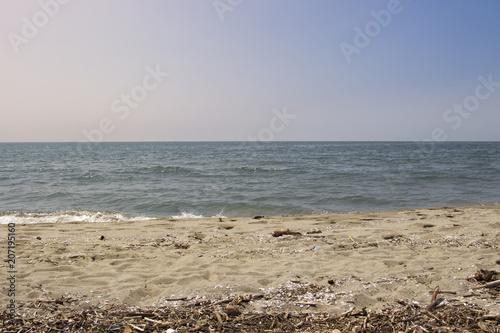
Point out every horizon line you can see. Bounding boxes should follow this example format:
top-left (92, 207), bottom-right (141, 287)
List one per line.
top-left (1, 140), bottom-right (499, 144)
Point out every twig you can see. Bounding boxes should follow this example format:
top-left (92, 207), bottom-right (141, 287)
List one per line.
top-left (425, 286), bottom-right (443, 323)
top-left (163, 297), bottom-right (188, 301)
top-left (124, 312), bottom-right (156, 318)
top-left (215, 311), bottom-right (223, 324)
top-left (472, 279), bottom-right (500, 289)
top-left (426, 286), bottom-right (439, 312)
top-left (144, 317), bottom-right (162, 324)
top-left (363, 314), bottom-right (369, 329)
top-left (272, 229), bottom-right (301, 237)
top-left (295, 302), bottom-right (317, 307)
top-left (128, 323), bottom-right (145, 332)
top-left (482, 315), bottom-right (500, 321)
top-left (214, 298), bottom-right (232, 305)
top-left (339, 308), bottom-right (354, 318)
top-left (428, 290), bottom-right (456, 295)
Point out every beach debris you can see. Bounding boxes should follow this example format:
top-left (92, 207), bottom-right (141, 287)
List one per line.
top-left (473, 280), bottom-right (500, 289)
top-left (193, 232), bottom-right (204, 240)
top-left (253, 215), bottom-right (265, 219)
top-left (0, 294), bottom-right (493, 332)
top-left (219, 217), bottom-right (223, 222)
top-left (163, 296), bottom-right (188, 302)
top-left (272, 229), bottom-right (302, 237)
top-left (295, 301), bottom-right (317, 307)
top-left (100, 235), bottom-right (105, 240)
top-left (215, 311), bottom-right (224, 323)
top-left (470, 268), bottom-right (500, 282)
top-left (306, 229), bottom-right (322, 234)
top-left (224, 305), bottom-right (242, 317)
top-left (426, 286), bottom-right (443, 323)
top-left (128, 323), bottom-right (145, 331)
top-left (173, 242), bottom-right (190, 249)
top-left (478, 321), bottom-right (497, 333)
top-left (383, 234), bottom-right (403, 240)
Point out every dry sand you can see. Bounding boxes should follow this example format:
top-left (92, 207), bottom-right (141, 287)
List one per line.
top-left (2, 206), bottom-right (500, 317)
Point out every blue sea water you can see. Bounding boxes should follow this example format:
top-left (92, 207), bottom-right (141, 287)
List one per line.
top-left (0, 141), bottom-right (499, 223)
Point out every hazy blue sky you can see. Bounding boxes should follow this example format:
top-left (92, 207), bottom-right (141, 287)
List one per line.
top-left (1, 0), bottom-right (499, 142)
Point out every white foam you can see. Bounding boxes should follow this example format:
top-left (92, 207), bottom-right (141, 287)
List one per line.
top-left (170, 212), bottom-right (204, 219)
top-left (170, 210), bottom-right (227, 219)
top-left (0, 211), bottom-right (154, 224)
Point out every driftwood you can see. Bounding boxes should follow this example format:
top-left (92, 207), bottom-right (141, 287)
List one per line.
top-left (1, 295), bottom-right (496, 332)
top-left (272, 229), bottom-right (302, 237)
top-left (472, 280), bottom-right (500, 289)
top-left (426, 286), bottom-right (443, 323)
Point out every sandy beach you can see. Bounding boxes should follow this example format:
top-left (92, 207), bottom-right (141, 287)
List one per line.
top-left (2, 206), bottom-right (500, 331)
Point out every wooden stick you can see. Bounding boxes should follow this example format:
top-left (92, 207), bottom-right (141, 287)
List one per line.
top-left (272, 229), bottom-right (301, 237)
top-left (426, 286), bottom-right (443, 323)
top-left (128, 323), bottom-right (145, 332)
top-left (163, 297), bottom-right (188, 301)
top-left (428, 290), bottom-right (456, 294)
top-left (426, 286), bottom-right (439, 311)
top-left (214, 298), bottom-right (232, 305)
top-left (144, 317), bottom-right (162, 324)
top-left (472, 280), bottom-right (500, 289)
top-left (215, 311), bottom-right (223, 324)
top-left (295, 302), bottom-right (317, 306)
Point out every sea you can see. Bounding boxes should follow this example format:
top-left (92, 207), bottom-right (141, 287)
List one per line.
top-left (0, 141), bottom-right (499, 224)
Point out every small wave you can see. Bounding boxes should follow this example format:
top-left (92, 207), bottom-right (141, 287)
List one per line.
top-left (170, 212), bottom-right (204, 219)
top-left (139, 165), bottom-right (195, 174)
top-left (311, 209), bottom-right (335, 215)
top-left (78, 172), bottom-right (105, 181)
top-left (227, 166), bottom-right (286, 173)
top-left (170, 209), bottom-right (227, 219)
top-left (0, 211), bottom-right (154, 224)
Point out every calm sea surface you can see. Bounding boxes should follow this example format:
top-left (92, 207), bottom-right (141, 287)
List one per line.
top-left (1, 142), bottom-right (499, 223)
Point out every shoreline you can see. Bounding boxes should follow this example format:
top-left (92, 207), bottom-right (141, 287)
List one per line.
top-left (1, 202), bottom-right (499, 225)
top-left (1, 205), bottom-right (499, 331)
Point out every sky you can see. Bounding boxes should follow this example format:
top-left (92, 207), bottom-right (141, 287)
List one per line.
top-left (1, 0), bottom-right (499, 142)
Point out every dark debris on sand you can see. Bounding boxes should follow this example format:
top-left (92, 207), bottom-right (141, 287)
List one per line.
top-left (2, 298), bottom-right (499, 333)
top-left (3, 270), bottom-right (500, 332)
